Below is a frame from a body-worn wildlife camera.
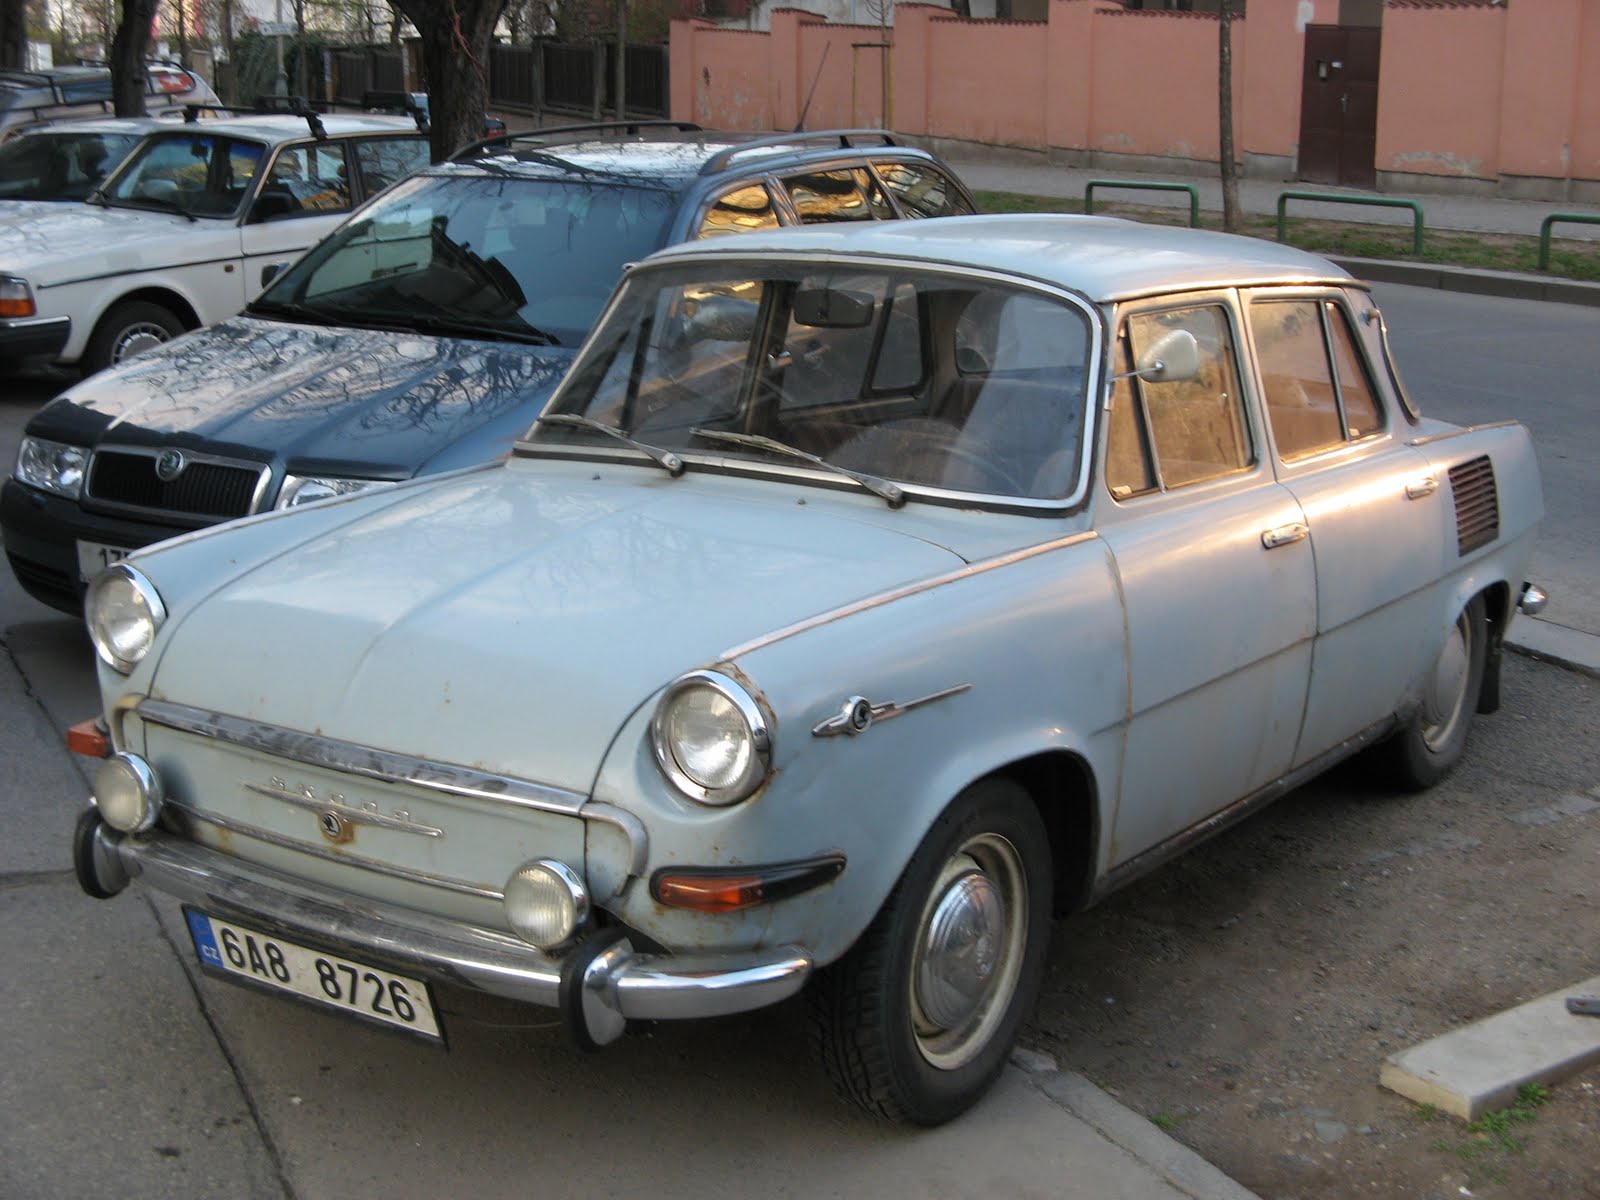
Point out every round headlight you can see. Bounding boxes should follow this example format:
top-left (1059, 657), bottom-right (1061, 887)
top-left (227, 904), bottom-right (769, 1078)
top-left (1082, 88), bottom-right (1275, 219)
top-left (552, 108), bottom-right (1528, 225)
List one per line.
top-left (93, 753), bottom-right (163, 834)
top-left (503, 860), bottom-right (588, 949)
top-left (651, 670), bottom-right (772, 805)
top-left (85, 564), bottom-right (166, 674)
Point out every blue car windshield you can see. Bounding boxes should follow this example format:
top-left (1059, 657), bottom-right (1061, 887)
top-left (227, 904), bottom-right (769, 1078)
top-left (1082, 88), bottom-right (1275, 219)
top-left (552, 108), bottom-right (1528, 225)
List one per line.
top-left (253, 174), bottom-right (679, 347)
top-left (0, 130), bottom-right (139, 200)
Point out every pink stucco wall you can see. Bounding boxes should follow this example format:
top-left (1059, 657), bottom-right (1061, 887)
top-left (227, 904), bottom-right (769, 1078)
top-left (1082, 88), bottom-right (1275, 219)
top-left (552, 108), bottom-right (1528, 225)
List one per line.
top-left (671, 0), bottom-right (1599, 187)
top-left (1375, 4), bottom-right (1503, 179)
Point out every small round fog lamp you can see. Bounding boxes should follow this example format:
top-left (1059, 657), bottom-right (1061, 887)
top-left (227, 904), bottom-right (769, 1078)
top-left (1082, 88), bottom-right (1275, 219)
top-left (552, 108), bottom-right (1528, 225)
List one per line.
top-left (93, 753), bottom-right (162, 834)
top-left (503, 859), bottom-right (588, 949)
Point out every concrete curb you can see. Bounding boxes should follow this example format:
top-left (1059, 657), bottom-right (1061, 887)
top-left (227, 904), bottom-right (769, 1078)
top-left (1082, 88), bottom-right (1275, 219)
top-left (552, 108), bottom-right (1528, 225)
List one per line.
top-left (1506, 618), bottom-right (1600, 679)
top-left (1332, 256), bottom-right (1600, 308)
top-left (1025, 1068), bottom-right (1263, 1200)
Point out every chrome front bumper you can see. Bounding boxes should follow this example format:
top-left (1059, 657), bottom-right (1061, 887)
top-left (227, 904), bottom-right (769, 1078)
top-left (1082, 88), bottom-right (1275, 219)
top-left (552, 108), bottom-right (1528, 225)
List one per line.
top-left (78, 812), bottom-right (812, 1043)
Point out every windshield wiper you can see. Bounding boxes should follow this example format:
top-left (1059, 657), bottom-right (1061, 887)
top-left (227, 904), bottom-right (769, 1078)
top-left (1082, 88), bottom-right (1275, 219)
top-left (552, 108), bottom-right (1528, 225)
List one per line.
top-left (402, 312), bottom-right (559, 346)
top-left (245, 298), bottom-right (344, 326)
top-left (689, 428), bottom-right (905, 508)
top-left (118, 195), bottom-right (197, 223)
top-left (535, 414), bottom-right (684, 476)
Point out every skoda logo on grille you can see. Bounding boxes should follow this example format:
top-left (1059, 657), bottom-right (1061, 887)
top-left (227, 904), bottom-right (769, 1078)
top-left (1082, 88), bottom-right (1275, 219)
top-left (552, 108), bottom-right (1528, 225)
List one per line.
top-left (154, 449), bottom-right (187, 482)
top-left (319, 811), bottom-right (348, 841)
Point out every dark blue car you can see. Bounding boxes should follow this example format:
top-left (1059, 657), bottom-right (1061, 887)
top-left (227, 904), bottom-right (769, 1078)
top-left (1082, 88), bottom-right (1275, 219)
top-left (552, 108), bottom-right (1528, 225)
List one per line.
top-left (3, 122), bottom-right (976, 613)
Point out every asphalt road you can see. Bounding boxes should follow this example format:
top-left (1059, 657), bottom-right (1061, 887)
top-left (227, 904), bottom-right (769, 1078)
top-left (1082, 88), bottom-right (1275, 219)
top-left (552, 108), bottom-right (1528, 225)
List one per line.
top-left (0, 282), bottom-right (1593, 1197)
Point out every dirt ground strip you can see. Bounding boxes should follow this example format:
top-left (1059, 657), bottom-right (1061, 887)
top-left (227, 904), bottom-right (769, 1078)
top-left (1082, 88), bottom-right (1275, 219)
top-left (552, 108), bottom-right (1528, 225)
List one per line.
top-left (1025, 653), bottom-right (1600, 1200)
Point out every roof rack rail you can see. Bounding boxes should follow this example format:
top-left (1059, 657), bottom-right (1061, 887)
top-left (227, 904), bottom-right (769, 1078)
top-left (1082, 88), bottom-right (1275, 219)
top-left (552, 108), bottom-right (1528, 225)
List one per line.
top-left (697, 129), bottom-right (898, 177)
top-left (0, 69), bottom-right (60, 87)
top-left (450, 119), bottom-right (703, 162)
top-left (249, 94), bottom-right (329, 139)
top-left (361, 89), bottom-right (430, 133)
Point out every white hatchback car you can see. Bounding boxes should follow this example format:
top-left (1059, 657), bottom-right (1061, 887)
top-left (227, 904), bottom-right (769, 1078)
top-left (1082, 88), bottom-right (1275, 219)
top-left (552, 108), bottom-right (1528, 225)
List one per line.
top-left (0, 107), bottom-right (429, 374)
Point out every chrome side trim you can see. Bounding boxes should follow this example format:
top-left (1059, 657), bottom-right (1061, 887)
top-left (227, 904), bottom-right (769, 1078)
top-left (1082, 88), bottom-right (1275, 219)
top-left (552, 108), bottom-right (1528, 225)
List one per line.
top-left (812, 684), bottom-right (972, 738)
top-left (102, 826), bottom-right (812, 1017)
top-left (139, 699), bottom-right (588, 814)
top-left (1408, 420), bottom-right (1521, 448)
top-left (168, 800), bottom-right (502, 899)
top-left (722, 532), bottom-right (1099, 661)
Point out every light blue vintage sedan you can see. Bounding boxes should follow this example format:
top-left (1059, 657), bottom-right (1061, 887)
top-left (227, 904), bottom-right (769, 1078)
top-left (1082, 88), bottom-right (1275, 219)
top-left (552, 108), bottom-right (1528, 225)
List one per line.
top-left (72, 216), bottom-right (1544, 1124)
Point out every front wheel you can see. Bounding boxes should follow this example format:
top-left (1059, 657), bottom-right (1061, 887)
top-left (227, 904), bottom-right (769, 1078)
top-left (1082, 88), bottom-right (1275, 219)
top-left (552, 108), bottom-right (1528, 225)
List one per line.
top-left (82, 300), bottom-right (185, 375)
top-left (1379, 594), bottom-right (1487, 791)
top-left (808, 778), bottom-right (1052, 1125)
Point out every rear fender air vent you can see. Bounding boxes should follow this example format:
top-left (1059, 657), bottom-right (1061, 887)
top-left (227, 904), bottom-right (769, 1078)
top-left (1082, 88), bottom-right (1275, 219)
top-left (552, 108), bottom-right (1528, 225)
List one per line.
top-left (1447, 455), bottom-right (1498, 556)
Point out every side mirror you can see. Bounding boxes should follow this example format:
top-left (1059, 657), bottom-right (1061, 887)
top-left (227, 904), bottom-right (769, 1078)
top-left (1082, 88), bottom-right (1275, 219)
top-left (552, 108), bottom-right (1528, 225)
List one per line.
top-left (1127, 328), bottom-right (1200, 384)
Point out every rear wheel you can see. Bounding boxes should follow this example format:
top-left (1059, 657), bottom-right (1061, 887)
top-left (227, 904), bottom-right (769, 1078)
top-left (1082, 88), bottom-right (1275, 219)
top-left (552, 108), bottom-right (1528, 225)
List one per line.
top-left (83, 300), bottom-right (185, 375)
top-left (808, 778), bottom-right (1052, 1125)
top-left (1379, 594), bottom-right (1487, 790)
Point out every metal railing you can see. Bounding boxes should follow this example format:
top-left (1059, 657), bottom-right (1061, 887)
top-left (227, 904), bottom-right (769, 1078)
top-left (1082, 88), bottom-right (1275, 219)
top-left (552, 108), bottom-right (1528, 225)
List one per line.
top-left (1084, 180), bottom-right (1200, 227)
top-left (1537, 212), bottom-right (1600, 270)
top-left (1277, 190), bottom-right (1425, 256)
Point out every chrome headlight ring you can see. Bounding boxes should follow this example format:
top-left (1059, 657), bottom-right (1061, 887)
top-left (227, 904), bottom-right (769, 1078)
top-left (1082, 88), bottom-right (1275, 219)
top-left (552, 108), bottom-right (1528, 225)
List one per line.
top-left (650, 670), bottom-right (773, 806)
top-left (85, 563), bottom-right (167, 674)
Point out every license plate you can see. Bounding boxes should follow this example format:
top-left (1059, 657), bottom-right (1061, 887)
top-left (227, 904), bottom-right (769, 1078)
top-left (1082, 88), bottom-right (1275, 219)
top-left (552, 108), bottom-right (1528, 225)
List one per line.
top-left (184, 909), bottom-right (442, 1042)
top-left (76, 539), bottom-right (131, 583)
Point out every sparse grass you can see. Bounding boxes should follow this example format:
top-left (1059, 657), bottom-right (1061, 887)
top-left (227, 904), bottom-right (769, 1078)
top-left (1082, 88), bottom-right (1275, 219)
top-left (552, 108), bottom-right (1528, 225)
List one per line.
top-left (1418, 1083), bottom-right (1551, 1188)
top-left (974, 189), bottom-right (1600, 283)
top-left (1149, 1110), bottom-right (1191, 1131)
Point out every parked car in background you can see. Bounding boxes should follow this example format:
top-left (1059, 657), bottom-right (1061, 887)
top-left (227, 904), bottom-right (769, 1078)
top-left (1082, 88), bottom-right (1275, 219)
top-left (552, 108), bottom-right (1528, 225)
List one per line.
top-left (360, 89), bottom-right (508, 139)
top-left (0, 62), bottom-right (220, 140)
top-left (2, 123), bottom-right (975, 613)
top-left (0, 105), bottom-right (430, 377)
top-left (67, 216), bottom-right (1543, 1124)
top-left (0, 116), bottom-right (168, 207)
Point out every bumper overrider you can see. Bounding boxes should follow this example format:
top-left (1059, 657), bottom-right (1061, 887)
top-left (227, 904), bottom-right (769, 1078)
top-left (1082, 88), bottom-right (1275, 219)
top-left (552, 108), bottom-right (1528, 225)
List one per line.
top-left (74, 802), bottom-right (816, 1050)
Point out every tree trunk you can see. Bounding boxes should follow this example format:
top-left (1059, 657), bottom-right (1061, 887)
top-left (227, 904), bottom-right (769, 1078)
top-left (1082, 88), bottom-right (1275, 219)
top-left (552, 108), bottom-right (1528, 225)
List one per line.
top-left (1218, 0), bottom-right (1241, 233)
top-left (390, 0), bottom-right (508, 162)
top-left (111, 0), bottom-right (161, 117)
top-left (0, 0), bottom-right (26, 71)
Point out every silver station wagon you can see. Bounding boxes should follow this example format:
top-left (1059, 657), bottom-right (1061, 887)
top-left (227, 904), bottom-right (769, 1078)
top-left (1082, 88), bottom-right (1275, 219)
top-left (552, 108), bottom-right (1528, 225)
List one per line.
top-left (71, 216), bottom-right (1544, 1125)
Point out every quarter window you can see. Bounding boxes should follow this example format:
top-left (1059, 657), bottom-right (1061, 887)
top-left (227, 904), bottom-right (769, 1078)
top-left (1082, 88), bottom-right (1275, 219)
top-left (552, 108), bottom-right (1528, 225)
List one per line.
top-left (1106, 304), bottom-right (1252, 497)
top-left (873, 162), bottom-right (974, 218)
top-left (1253, 298), bottom-right (1386, 461)
top-left (697, 183), bottom-right (779, 238)
top-left (781, 167), bottom-right (884, 224)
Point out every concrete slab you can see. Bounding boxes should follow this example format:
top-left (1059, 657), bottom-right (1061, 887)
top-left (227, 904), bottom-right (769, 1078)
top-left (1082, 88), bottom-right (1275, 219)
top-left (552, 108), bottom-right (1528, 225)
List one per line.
top-left (1507, 617), bottom-right (1600, 679)
top-left (1379, 974), bottom-right (1600, 1120)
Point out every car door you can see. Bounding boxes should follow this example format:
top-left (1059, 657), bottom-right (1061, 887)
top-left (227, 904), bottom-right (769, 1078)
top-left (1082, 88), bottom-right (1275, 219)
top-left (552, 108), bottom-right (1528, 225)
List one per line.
top-left (1094, 294), bottom-right (1317, 864)
top-left (239, 140), bottom-right (358, 297)
top-left (1243, 287), bottom-right (1446, 763)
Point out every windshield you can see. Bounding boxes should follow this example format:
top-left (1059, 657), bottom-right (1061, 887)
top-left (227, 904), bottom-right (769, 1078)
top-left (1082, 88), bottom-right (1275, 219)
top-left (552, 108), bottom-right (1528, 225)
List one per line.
top-left (526, 261), bottom-right (1097, 503)
top-left (100, 132), bottom-right (264, 217)
top-left (0, 130), bottom-right (140, 200)
top-left (252, 174), bottom-right (677, 347)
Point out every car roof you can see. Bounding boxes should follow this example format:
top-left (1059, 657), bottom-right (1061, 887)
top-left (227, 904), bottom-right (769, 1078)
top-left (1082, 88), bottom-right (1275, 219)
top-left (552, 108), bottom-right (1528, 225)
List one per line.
top-left (139, 111), bottom-right (423, 143)
top-left (439, 126), bottom-right (954, 191)
top-left (9, 114), bottom-right (169, 136)
top-left (639, 213), bottom-right (1357, 303)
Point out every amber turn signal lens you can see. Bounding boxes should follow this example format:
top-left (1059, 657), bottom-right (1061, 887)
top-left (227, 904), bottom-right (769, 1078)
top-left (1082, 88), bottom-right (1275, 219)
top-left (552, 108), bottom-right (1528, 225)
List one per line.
top-left (655, 873), bottom-right (766, 914)
top-left (67, 717), bottom-right (110, 758)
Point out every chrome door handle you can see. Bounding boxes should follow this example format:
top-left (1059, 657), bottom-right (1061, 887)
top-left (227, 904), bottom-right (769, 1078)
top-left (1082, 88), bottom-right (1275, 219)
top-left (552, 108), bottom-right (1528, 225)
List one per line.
top-left (1406, 477), bottom-right (1439, 500)
top-left (1261, 522), bottom-right (1309, 549)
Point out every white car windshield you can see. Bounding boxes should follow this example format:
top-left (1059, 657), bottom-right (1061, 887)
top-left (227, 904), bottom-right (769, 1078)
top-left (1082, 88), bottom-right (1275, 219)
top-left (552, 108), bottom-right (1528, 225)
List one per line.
top-left (529, 261), bottom-right (1097, 503)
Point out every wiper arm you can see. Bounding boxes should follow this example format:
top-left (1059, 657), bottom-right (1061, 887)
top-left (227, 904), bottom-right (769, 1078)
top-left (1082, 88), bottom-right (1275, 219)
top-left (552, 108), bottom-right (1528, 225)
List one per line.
top-left (405, 312), bottom-right (559, 346)
top-left (535, 414), bottom-right (684, 477)
top-left (246, 298), bottom-right (342, 326)
top-left (123, 195), bottom-right (197, 222)
top-left (690, 428), bottom-right (904, 508)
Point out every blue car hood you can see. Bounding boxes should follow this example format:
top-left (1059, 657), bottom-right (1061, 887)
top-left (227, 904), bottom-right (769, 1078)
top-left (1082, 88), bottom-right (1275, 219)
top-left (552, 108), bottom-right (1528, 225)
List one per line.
top-left (56, 316), bottom-right (576, 474)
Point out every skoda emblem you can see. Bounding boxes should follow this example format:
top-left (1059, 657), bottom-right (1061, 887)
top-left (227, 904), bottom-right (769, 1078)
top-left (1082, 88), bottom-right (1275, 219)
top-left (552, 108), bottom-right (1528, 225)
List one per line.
top-left (319, 811), bottom-right (347, 841)
top-left (154, 449), bottom-right (187, 482)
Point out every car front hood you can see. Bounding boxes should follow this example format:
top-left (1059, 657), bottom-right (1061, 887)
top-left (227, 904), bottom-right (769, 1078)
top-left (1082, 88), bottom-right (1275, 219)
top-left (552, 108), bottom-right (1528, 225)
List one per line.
top-left (0, 204), bottom-right (213, 278)
top-left (53, 317), bottom-right (575, 472)
top-left (147, 459), bottom-right (966, 794)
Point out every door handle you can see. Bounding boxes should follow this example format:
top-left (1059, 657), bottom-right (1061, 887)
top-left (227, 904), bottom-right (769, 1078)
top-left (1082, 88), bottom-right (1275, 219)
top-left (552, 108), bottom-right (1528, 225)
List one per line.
top-left (1339, 91), bottom-right (1349, 114)
top-left (1261, 522), bottom-right (1309, 550)
top-left (1405, 477), bottom-right (1439, 500)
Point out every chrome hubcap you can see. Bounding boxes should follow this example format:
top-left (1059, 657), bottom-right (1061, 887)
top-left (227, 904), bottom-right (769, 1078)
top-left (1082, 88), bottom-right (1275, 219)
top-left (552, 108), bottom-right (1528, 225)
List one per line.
top-left (113, 323), bottom-right (172, 363)
top-left (1420, 611), bottom-right (1471, 752)
top-left (910, 833), bottom-right (1028, 1071)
